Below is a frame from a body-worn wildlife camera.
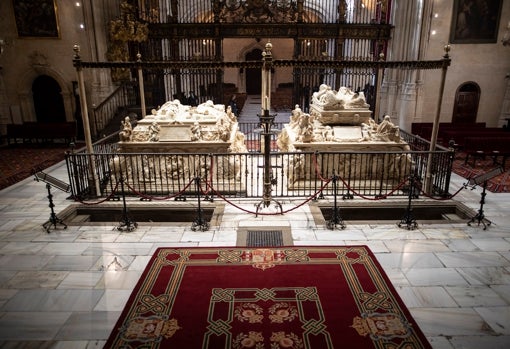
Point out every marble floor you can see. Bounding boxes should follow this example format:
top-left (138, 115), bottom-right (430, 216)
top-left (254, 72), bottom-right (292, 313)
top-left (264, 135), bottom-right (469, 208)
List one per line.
top-left (0, 154), bottom-right (509, 349)
top-left (1, 97), bottom-right (510, 348)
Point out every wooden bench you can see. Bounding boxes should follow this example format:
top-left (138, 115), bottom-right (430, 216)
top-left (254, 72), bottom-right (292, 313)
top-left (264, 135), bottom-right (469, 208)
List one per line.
top-left (411, 122), bottom-right (486, 141)
top-left (463, 136), bottom-right (510, 169)
top-left (7, 122), bottom-right (77, 144)
top-left (440, 128), bottom-right (508, 149)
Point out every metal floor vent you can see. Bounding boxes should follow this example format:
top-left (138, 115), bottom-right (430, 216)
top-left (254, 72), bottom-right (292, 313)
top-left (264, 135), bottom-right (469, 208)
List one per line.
top-left (246, 230), bottom-right (284, 247)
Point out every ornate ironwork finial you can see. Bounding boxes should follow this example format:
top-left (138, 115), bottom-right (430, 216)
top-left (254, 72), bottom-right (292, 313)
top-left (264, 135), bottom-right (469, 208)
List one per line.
top-left (443, 44), bottom-right (451, 58)
top-left (136, 52), bottom-right (142, 62)
top-left (265, 41), bottom-right (273, 53)
top-left (263, 41), bottom-right (273, 65)
top-left (73, 45), bottom-right (80, 60)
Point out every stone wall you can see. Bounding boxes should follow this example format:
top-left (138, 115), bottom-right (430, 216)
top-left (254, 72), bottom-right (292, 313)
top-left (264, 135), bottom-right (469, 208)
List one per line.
top-left (0, 0), bottom-right (119, 136)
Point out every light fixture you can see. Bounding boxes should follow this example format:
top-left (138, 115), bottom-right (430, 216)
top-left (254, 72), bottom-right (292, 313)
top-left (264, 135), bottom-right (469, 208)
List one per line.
top-left (431, 30), bottom-right (437, 35)
top-left (79, 23), bottom-right (85, 29)
top-left (75, 2), bottom-right (81, 6)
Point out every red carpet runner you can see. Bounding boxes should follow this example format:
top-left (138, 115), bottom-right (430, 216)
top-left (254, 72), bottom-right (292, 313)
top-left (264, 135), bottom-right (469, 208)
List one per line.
top-left (104, 246), bottom-right (432, 348)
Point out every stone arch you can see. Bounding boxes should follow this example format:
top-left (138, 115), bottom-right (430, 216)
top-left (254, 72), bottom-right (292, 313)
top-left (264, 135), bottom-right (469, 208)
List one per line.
top-left (17, 66), bottom-right (74, 123)
top-left (237, 41), bottom-right (266, 62)
top-left (239, 41), bottom-right (272, 95)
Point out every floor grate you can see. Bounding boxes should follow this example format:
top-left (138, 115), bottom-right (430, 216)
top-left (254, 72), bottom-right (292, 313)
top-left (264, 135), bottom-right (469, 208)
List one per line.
top-left (246, 230), bottom-right (283, 247)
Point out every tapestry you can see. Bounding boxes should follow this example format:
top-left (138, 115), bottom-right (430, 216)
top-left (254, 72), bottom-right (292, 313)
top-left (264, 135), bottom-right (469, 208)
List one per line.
top-left (104, 246), bottom-right (431, 348)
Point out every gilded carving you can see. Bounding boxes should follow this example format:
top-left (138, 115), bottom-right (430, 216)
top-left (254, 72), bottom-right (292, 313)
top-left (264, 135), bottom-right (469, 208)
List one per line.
top-left (218, 0), bottom-right (298, 23)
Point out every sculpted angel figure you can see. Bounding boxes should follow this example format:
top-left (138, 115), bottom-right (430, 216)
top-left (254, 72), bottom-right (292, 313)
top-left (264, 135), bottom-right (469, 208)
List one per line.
top-left (119, 116), bottom-right (133, 142)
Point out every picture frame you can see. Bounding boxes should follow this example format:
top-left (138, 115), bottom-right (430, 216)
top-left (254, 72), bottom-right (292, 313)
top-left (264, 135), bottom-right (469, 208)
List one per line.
top-left (12, 0), bottom-right (60, 38)
top-left (450, 0), bottom-right (503, 44)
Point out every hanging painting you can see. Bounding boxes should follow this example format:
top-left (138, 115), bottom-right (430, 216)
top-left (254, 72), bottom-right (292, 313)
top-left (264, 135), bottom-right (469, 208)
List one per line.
top-left (450, 0), bottom-right (503, 44)
top-left (12, 0), bottom-right (60, 38)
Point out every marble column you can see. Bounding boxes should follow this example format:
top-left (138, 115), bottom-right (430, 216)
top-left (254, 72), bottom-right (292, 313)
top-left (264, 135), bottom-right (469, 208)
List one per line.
top-left (379, 0), bottom-right (430, 132)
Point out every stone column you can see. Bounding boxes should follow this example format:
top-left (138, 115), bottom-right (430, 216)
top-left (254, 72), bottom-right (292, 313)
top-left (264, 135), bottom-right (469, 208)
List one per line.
top-left (499, 75), bottom-right (510, 128)
top-left (82, 0), bottom-right (120, 105)
top-left (0, 69), bottom-right (8, 136)
top-left (379, 0), bottom-right (430, 131)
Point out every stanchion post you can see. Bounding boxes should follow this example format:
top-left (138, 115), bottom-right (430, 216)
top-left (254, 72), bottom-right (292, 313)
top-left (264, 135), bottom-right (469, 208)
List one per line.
top-left (466, 166), bottom-right (503, 230)
top-left (467, 180), bottom-right (491, 230)
top-left (116, 174), bottom-right (137, 232)
top-left (191, 176), bottom-right (210, 231)
top-left (398, 174), bottom-right (418, 230)
top-left (42, 183), bottom-right (67, 233)
top-left (326, 175), bottom-right (346, 230)
top-left (34, 172), bottom-right (69, 233)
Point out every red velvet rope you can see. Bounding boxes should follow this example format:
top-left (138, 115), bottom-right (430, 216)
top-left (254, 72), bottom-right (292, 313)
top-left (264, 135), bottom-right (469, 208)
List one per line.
top-left (312, 152), bottom-right (409, 200)
top-left (125, 178), bottom-right (195, 200)
top-left (73, 180), bottom-right (120, 205)
top-left (199, 178), bottom-right (332, 215)
top-left (414, 179), bottom-right (466, 200)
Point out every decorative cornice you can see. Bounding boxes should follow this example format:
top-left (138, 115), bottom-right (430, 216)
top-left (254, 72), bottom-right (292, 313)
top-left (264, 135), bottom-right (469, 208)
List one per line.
top-left (148, 23), bottom-right (393, 40)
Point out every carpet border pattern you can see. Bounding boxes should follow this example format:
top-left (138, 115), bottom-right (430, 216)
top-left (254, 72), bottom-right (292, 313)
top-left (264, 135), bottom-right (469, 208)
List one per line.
top-left (104, 246), bottom-right (432, 349)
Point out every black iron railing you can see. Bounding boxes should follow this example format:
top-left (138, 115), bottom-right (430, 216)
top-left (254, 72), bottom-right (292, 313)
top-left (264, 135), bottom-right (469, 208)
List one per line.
top-left (65, 131), bottom-right (454, 201)
top-left (91, 82), bottom-right (138, 139)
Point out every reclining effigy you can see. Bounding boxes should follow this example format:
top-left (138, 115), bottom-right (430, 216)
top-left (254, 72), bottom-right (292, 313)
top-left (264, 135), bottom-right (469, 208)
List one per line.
top-left (278, 84), bottom-right (411, 188)
top-left (119, 99), bottom-right (244, 152)
top-left (309, 85), bottom-right (372, 125)
top-left (111, 99), bottom-right (247, 193)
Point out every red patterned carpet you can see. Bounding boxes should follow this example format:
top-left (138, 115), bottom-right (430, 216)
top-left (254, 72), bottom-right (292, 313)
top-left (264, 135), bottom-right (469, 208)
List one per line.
top-left (451, 152), bottom-right (509, 193)
top-left (104, 246), bottom-right (432, 349)
top-left (0, 144), bottom-right (72, 190)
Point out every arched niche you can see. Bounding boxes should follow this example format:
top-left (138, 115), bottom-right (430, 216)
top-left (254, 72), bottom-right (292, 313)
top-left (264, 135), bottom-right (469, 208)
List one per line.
top-left (17, 66), bottom-right (74, 123)
top-left (452, 81), bottom-right (480, 124)
top-left (32, 75), bottom-right (66, 123)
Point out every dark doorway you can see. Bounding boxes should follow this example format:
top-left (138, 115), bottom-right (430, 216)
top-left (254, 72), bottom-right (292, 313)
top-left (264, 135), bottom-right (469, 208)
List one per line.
top-left (452, 82), bottom-right (480, 124)
top-left (32, 75), bottom-right (66, 123)
top-left (245, 48), bottom-right (262, 95)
